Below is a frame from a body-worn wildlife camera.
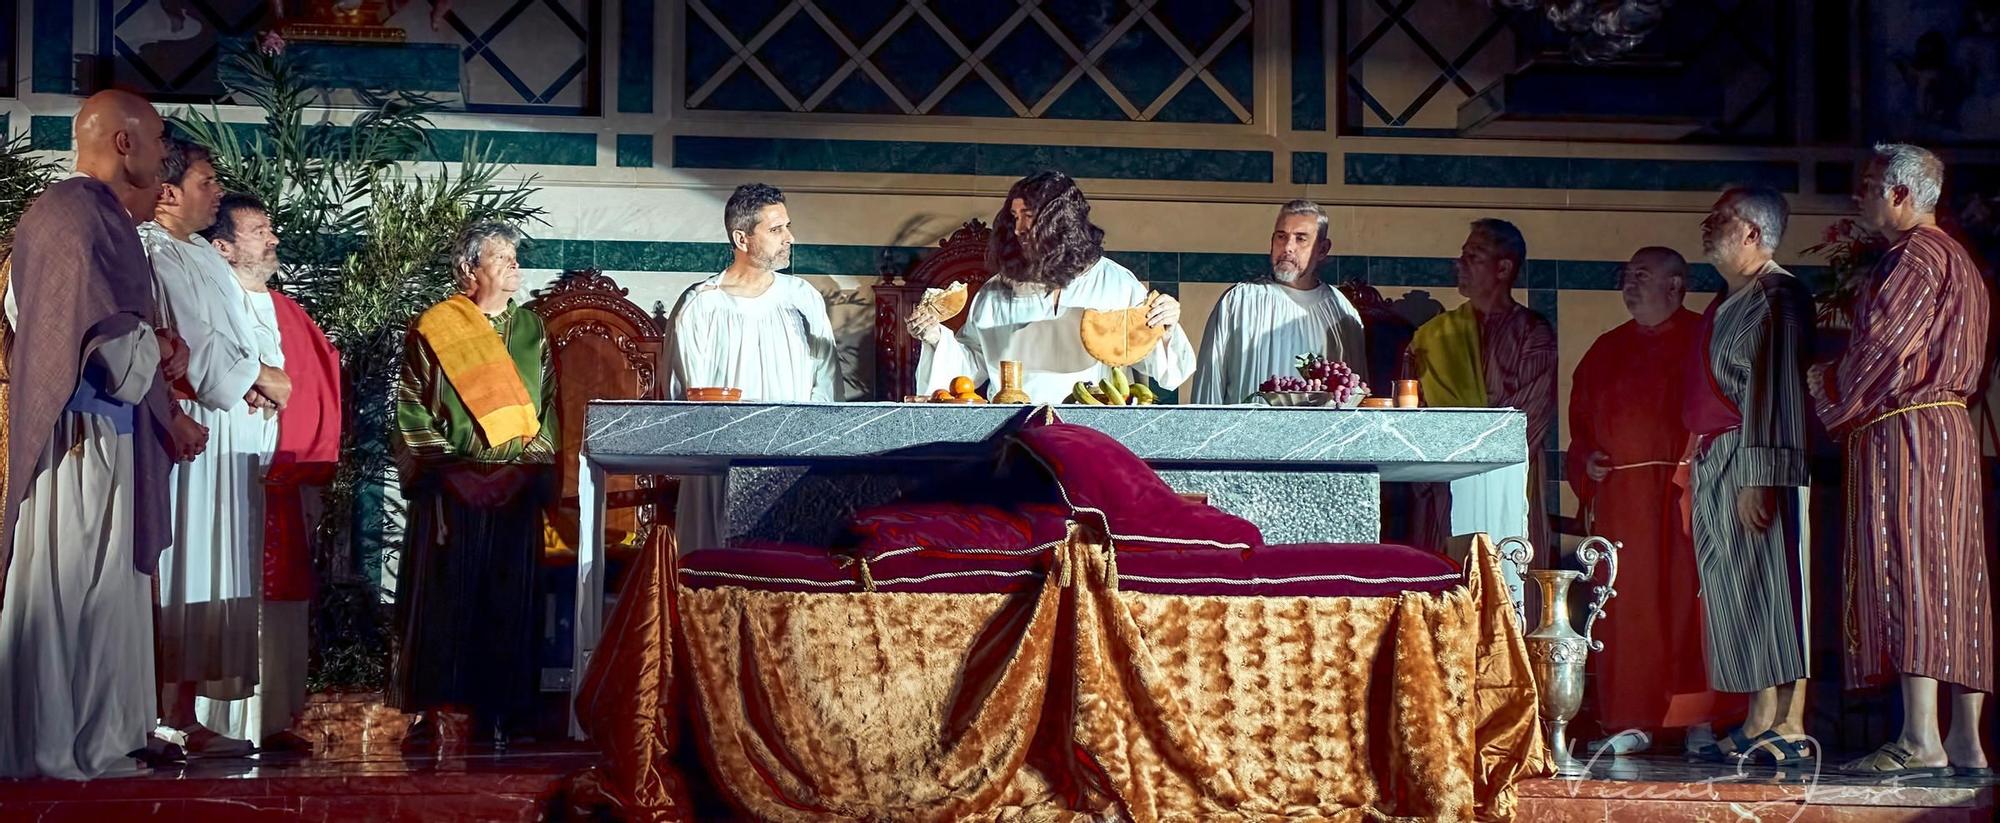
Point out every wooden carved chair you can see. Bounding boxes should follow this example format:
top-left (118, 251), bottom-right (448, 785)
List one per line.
top-left (527, 269), bottom-right (673, 561)
top-left (872, 219), bottom-right (997, 400)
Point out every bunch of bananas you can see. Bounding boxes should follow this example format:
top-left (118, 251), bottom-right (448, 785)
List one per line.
top-left (1070, 368), bottom-right (1157, 405)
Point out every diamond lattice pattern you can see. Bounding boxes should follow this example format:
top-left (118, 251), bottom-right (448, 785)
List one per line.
top-left (102, 0), bottom-right (597, 113)
top-left (685, 0), bottom-right (1256, 123)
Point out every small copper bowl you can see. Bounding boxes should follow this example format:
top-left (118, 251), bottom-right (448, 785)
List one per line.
top-left (687, 387), bottom-right (743, 402)
top-left (1358, 397), bottom-right (1395, 409)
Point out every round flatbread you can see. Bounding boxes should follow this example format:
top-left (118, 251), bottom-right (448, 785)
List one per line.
top-left (916, 281), bottom-right (968, 323)
top-left (1080, 292), bottom-right (1167, 367)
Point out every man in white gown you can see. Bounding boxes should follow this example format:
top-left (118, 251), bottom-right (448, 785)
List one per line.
top-left (194, 193), bottom-right (324, 753)
top-left (665, 184), bottom-right (838, 553)
top-left (142, 140), bottom-right (292, 756)
top-left (910, 171), bottom-right (1193, 403)
top-left (1191, 200), bottom-right (1367, 404)
top-left (1, 91), bottom-right (207, 779)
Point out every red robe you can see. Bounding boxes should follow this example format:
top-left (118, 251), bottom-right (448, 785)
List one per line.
top-left (1568, 309), bottom-right (1739, 730)
top-left (263, 291), bottom-right (341, 602)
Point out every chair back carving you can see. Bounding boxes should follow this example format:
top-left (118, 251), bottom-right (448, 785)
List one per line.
top-left (873, 219), bottom-right (997, 400)
top-left (528, 269), bottom-right (669, 556)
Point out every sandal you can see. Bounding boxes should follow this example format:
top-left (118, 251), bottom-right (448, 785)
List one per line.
top-left (1743, 729), bottom-right (1818, 768)
top-left (1687, 726), bottom-right (1758, 763)
top-left (1837, 742), bottom-right (1953, 777)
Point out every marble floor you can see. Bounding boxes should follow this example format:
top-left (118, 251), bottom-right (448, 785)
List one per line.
top-left (1518, 754), bottom-right (1999, 822)
top-left (0, 747), bottom-right (600, 822)
top-left (0, 748), bottom-right (1992, 821)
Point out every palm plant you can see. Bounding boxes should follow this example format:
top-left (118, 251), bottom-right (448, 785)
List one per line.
top-left (173, 36), bottom-right (545, 691)
top-left (0, 132), bottom-right (63, 260)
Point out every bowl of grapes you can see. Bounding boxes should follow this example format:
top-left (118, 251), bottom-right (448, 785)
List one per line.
top-left (1253, 355), bottom-right (1368, 408)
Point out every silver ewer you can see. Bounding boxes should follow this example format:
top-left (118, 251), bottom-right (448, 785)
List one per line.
top-left (1501, 536), bottom-right (1620, 777)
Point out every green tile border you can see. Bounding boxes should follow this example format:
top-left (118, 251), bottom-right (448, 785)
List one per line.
top-left (672, 136), bottom-right (1274, 183)
top-left (513, 240), bottom-right (1830, 295)
top-left (170, 121), bottom-right (598, 167)
top-left (1292, 151), bottom-right (1328, 185)
top-left (1346, 152), bottom-right (1801, 192)
top-left (219, 40), bottom-right (460, 94)
top-left (618, 0), bottom-right (656, 113)
top-left (616, 134), bottom-right (654, 168)
top-left (30, 116), bottom-right (70, 151)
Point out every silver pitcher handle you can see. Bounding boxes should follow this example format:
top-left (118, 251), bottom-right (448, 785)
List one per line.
top-left (1574, 536), bottom-right (1621, 652)
top-left (1495, 536), bottom-right (1534, 623)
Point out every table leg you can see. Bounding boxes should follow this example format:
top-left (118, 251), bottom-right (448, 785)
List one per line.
top-left (570, 456), bottom-right (607, 740)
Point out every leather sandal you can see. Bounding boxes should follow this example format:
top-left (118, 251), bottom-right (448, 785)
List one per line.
top-left (1743, 730), bottom-right (1818, 768)
top-left (1838, 742), bottom-right (1953, 777)
top-left (1687, 726), bottom-right (1758, 763)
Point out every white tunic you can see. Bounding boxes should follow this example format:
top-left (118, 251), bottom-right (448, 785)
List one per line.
top-left (665, 273), bottom-right (839, 552)
top-left (1189, 279), bottom-right (1368, 404)
top-left (142, 224), bottom-right (276, 698)
top-left (195, 288), bottom-right (295, 741)
top-left (1, 284), bottom-right (162, 779)
top-left (917, 257), bottom-right (1195, 403)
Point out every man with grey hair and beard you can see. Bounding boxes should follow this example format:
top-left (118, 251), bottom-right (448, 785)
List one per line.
top-left (1191, 200), bottom-right (1367, 403)
top-left (392, 221), bottom-right (558, 751)
top-left (1812, 144), bottom-right (1991, 777)
top-left (1682, 186), bottom-right (1817, 767)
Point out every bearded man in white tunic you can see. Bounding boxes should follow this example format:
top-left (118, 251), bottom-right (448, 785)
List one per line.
top-left (142, 139), bottom-right (293, 756)
top-left (1191, 200), bottom-right (1366, 404)
top-left (665, 183), bottom-right (838, 553)
top-left (909, 171), bottom-right (1193, 403)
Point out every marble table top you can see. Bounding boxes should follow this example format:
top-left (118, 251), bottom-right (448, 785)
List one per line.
top-left (583, 401), bottom-right (1526, 482)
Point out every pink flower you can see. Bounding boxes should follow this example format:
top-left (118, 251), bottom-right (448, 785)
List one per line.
top-left (259, 30), bottom-right (286, 56)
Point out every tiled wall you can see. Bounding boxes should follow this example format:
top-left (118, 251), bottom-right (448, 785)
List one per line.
top-left (7, 1), bottom-right (1910, 538)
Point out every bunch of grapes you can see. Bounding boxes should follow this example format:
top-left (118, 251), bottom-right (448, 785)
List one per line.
top-left (1259, 375), bottom-right (1325, 392)
top-left (1295, 354), bottom-right (1369, 402)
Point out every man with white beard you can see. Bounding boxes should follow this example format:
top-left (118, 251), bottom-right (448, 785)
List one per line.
top-left (1190, 200), bottom-right (1366, 404)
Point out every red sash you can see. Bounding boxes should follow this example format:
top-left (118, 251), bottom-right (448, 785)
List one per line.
top-left (263, 292), bottom-right (342, 601)
top-left (1674, 297), bottom-right (1743, 531)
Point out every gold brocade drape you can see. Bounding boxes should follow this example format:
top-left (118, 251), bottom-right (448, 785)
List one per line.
top-left (575, 533), bottom-right (1548, 822)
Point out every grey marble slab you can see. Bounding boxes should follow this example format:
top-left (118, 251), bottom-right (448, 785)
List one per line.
top-left (584, 401), bottom-right (1525, 482)
top-left (1156, 470), bottom-right (1380, 544)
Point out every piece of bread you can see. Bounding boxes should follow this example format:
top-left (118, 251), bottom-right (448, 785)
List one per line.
top-left (1080, 292), bottom-right (1167, 367)
top-left (917, 281), bottom-right (969, 322)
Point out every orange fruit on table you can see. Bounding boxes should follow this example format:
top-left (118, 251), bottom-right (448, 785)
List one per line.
top-left (949, 376), bottom-right (977, 395)
top-left (956, 390), bottom-right (985, 404)
top-left (930, 389), bottom-right (954, 402)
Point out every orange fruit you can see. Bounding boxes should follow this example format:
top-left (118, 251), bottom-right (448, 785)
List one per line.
top-left (956, 390), bottom-right (984, 403)
top-left (949, 376), bottom-right (977, 395)
top-left (930, 389), bottom-right (953, 402)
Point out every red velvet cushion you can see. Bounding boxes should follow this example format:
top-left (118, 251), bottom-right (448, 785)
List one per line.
top-left (679, 544), bottom-right (862, 593)
top-left (848, 501), bottom-right (1073, 556)
top-left (1116, 542), bottom-right (1460, 597)
top-left (1012, 423), bottom-right (1263, 552)
top-left (678, 543), bottom-right (1050, 595)
top-left (861, 547), bottom-right (1047, 594)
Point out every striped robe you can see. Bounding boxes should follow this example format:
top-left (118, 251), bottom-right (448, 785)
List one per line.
top-left (1687, 262), bottom-right (1815, 693)
top-left (1813, 226), bottom-right (1992, 693)
top-left (1408, 302), bottom-right (1557, 554)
